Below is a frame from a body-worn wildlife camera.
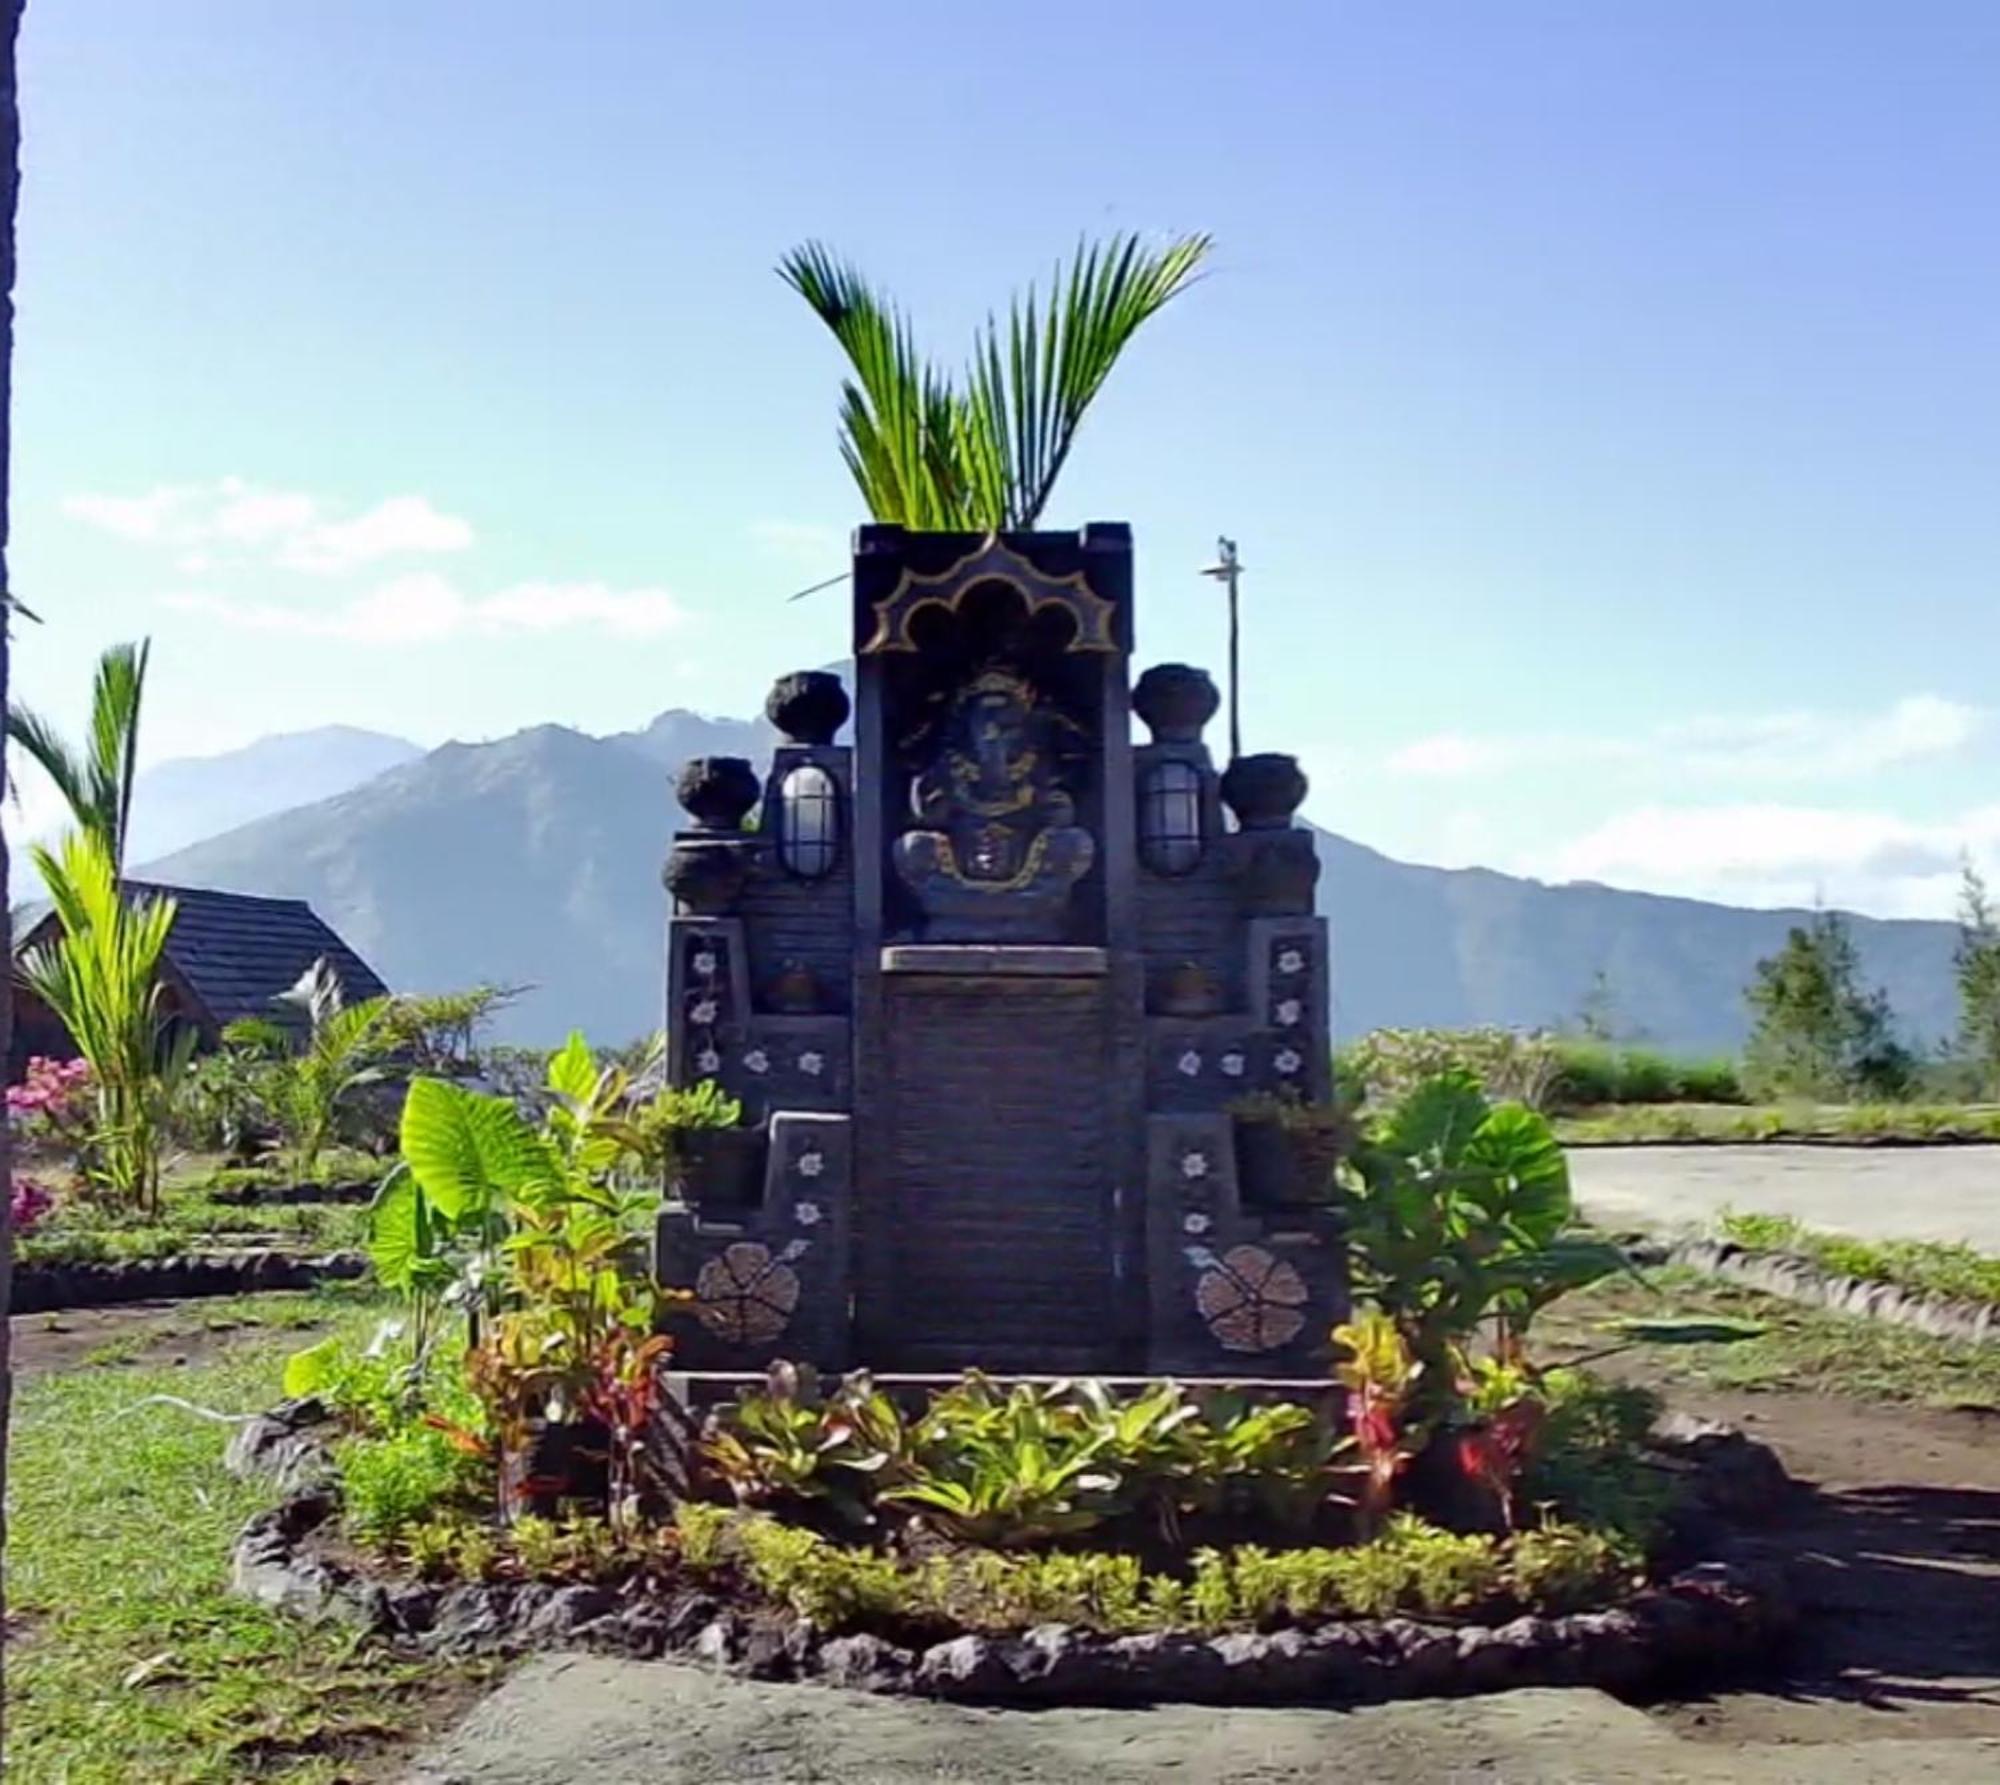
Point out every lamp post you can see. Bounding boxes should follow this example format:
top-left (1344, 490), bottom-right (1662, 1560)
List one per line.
top-left (1200, 537), bottom-right (1243, 763)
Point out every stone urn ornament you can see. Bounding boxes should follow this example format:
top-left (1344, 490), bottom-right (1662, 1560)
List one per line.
top-left (676, 756), bottom-right (762, 832)
top-left (766, 670), bottom-right (851, 746)
top-left (1220, 752), bottom-right (1308, 831)
top-left (1132, 663), bottom-right (1220, 745)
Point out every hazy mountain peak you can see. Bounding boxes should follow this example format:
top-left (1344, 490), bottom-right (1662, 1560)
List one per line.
top-left (136, 697), bottom-right (1962, 1051)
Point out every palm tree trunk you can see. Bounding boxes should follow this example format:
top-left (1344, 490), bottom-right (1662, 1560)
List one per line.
top-left (1, 0), bottom-right (26, 1716)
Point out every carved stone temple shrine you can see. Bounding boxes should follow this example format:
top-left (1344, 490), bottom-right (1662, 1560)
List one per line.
top-left (658, 525), bottom-right (1346, 1377)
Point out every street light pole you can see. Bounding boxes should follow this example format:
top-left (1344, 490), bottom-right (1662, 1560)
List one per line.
top-left (1200, 537), bottom-right (1243, 763)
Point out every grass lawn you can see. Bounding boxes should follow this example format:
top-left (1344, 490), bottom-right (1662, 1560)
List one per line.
top-left (1542, 1263), bottom-right (2000, 1412)
top-left (1553, 1101), bottom-right (2000, 1146)
top-left (6, 1284), bottom-right (488, 1784)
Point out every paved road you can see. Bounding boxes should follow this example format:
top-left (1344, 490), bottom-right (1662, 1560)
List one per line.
top-left (1569, 1144), bottom-right (2000, 1250)
top-left (400, 1660), bottom-right (2000, 1784)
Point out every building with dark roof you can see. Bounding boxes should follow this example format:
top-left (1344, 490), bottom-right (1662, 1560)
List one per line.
top-left (10, 881), bottom-right (389, 1076)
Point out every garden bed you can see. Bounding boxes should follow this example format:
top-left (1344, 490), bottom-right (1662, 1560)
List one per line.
top-left (225, 1396), bottom-right (1793, 1711)
top-left (12, 1248), bottom-right (368, 1314)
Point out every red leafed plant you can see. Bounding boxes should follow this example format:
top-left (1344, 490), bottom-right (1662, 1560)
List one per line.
top-left (582, 1329), bottom-right (680, 1533)
top-left (1453, 1398), bottom-right (1544, 1533)
top-left (1332, 1310), bottom-right (1422, 1536)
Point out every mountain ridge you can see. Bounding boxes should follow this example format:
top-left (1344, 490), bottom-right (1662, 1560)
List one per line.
top-left (140, 714), bottom-right (1962, 1051)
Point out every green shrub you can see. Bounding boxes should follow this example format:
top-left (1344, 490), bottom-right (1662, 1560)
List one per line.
top-left (335, 1427), bottom-right (478, 1540)
top-left (1521, 1370), bottom-right (1674, 1549)
top-left (676, 1509), bottom-right (1635, 1635)
top-left (704, 1369), bottom-right (1348, 1548)
top-left (1343, 1028), bottom-right (1561, 1110)
top-left (1504, 1521), bottom-right (1640, 1611)
top-left (1544, 1041), bottom-right (1744, 1110)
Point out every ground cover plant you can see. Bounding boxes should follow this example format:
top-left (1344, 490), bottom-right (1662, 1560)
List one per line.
top-left (1714, 1209), bottom-right (2000, 1307)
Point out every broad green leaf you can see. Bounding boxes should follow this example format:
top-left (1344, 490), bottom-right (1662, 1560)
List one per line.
top-left (1384, 1070), bottom-right (1489, 1163)
top-left (546, 1030), bottom-right (599, 1104)
top-left (281, 1336), bottom-right (343, 1399)
top-left (1461, 1102), bottom-right (1571, 1241)
top-left (399, 1077), bottom-right (555, 1219)
top-left (367, 1165), bottom-right (428, 1291)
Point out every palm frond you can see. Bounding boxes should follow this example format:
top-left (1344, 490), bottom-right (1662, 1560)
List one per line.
top-left (8, 638), bottom-right (153, 868)
top-left (90, 638), bottom-right (150, 866)
top-left (8, 702), bottom-right (104, 836)
top-left (780, 233), bottom-right (1210, 532)
top-left (971, 232), bottom-right (1212, 527)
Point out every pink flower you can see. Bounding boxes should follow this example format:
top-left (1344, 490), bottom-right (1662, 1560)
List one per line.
top-left (10, 1176), bottom-right (55, 1233)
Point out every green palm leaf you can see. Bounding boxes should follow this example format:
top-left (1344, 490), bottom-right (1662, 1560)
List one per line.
top-left (7, 639), bottom-right (149, 867)
top-left (780, 232), bottom-right (1210, 531)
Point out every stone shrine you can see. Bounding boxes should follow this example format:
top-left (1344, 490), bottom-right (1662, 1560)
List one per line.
top-left (658, 525), bottom-right (1345, 1375)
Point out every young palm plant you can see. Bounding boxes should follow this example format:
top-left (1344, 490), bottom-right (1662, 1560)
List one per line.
top-left (18, 828), bottom-right (194, 1211)
top-left (6, 638), bottom-right (150, 868)
top-left (225, 956), bottom-right (393, 1181)
top-left (779, 233), bottom-right (1211, 530)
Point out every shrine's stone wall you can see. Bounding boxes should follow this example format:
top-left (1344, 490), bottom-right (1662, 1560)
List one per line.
top-left (657, 529), bottom-right (1346, 1377)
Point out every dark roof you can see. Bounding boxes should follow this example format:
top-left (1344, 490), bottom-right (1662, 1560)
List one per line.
top-left (21, 882), bottom-right (390, 1029)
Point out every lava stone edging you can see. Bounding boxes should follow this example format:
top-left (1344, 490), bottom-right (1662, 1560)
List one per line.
top-left (1638, 1237), bottom-right (1998, 1348)
top-left (226, 1412), bottom-right (1794, 1709)
top-left (12, 1249), bottom-right (368, 1314)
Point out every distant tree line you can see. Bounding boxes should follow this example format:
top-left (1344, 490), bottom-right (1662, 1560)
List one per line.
top-left (1736, 863), bottom-right (2000, 1103)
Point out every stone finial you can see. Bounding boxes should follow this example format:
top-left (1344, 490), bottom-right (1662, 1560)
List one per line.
top-left (766, 671), bottom-right (850, 747)
top-left (1132, 663), bottom-right (1220, 745)
top-left (676, 756), bottom-right (762, 832)
top-left (1220, 752), bottom-right (1308, 831)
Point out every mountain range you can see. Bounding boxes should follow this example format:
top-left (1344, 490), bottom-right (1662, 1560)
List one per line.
top-left (124, 710), bottom-right (1964, 1053)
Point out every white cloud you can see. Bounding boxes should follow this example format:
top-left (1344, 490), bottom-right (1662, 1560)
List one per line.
top-left (1659, 695), bottom-right (1984, 780)
top-left (1384, 732), bottom-right (1521, 778)
top-left (164, 573), bottom-right (690, 643)
top-left (1385, 694), bottom-right (1983, 785)
top-left (63, 478), bottom-right (473, 575)
top-left (1539, 801), bottom-right (2000, 919)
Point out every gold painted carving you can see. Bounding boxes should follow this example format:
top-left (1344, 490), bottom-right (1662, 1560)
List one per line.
top-left (863, 536), bottom-right (1118, 654)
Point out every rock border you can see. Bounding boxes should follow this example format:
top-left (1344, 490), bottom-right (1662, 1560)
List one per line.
top-left (226, 1406), bottom-right (1794, 1710)
top-left (1637, 1237), bottom-right (1998, 1348)
top-left (208, 1179), bottom-right (378, 1207)
top-left (12, 1250), bottom-right (368, 1314)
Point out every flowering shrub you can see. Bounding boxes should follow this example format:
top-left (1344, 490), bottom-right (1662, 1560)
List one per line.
top-left (1342, 1028), bottom-right (1562, 1111)
top-left (7, 1056), bottom-right (96, 1157)
top-left (10, 1176), bottom-right (57, 1234)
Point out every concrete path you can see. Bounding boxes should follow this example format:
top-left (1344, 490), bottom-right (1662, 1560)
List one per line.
top-left (399, 1657), bottom-right (2000, 1784)
top-left (1569, 1144), bottom-right (2000, 1250)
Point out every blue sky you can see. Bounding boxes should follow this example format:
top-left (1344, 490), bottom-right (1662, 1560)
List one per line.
top-left (12, 2), bottom-right (2000, 917)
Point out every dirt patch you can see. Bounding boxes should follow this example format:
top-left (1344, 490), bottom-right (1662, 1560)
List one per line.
top-left (1590, 1371), bottom-right (2000, 1746)
top-left (8, 1293), bottom-right (333, 1378)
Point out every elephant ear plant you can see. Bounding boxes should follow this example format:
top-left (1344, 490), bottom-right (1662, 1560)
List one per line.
top-left (319, 1033), bottom-right (692, 1526)
top-left (1340, 1070), bottom-right (1628, 1401)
